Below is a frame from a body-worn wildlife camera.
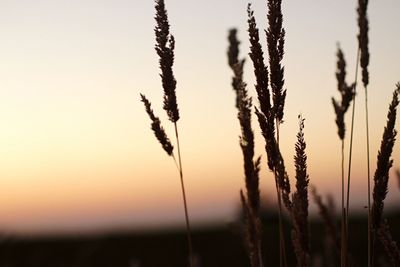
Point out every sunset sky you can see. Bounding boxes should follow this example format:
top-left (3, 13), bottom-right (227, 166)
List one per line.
top-left (0, 0), bottom-right (399, 234)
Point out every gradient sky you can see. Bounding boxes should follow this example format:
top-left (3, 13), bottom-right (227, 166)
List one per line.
top-left (0, 0), bottom-right (399, 234)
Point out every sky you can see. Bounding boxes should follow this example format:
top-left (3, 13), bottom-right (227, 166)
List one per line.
top-left (0, 0), bottom-right (399, 235)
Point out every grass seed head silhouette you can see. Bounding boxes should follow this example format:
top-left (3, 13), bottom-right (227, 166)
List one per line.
top-left (291, 116), bottom-right (310, 267)
top-left (228, 28), bottom-right (262, 267)
top-left (155, 0), bottom-right (179, 123)
top-left (357, 0), bottom-right (370, 88)
top-left (332, 46), bottom-right (355, 140)
top-left (266, 0), bottom-right (286, 123)
top-left (371, 84), bottom-right (400, 231)
top-left (140, 94), bottom-right (174, 156)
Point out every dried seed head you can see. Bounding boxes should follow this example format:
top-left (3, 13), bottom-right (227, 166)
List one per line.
top-left (247, 4), bottom-right (272, 119)
top-left (140, 94), bottom-right (174, 156)
top-left (266, 0), bottom-right (286, 122)
top-left (228, 29), bottom-right (246, 109)
top-left (332, 46), bottom-right (355, 140)
top-left (228, 27), bottom-right (261, 222)
top-left (357, 0), bottom-right (370, 87)
top-left (228, 29), bottom-right (240, 69)
top-left (291, 116), bottom-right (310, 266)
top-left (155, 0), bottom-right (180, 122)
top-left (371, 84), bottom-right (400, 231)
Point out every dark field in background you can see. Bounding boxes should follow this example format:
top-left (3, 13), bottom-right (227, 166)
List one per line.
top-left (0, 211), bottom-right (399, 267)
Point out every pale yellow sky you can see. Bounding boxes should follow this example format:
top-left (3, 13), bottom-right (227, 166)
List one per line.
top-left (0, 0), bottom-right (399, 234)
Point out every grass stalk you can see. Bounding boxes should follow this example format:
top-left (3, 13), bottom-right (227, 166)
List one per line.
top-left (356, 1), bottom-right (371, 264)
top-left (365, 84), bottom-right (371, 267)
top-left (174, 122), bottom-right (194, 267)
top-left (152, 1), bottom-right (194, 265)
top-left (246, 4), bottom-right (288, 265)
top-left (332, 45), bottom-right (355, 266)
top-left (371, 84), bottom-right (400, 266)
top-left (228, 28), bottom-right (263, 267)
top-left (276, 121), bottom-right (288, 267)
top-left (291, 116), bottom-right (310, 267)
top-left (276, 180), bottom-right (288, 267)
top-left (274, 169), bottom-right (287, 267)
top-left (341, 139), bottom-right (345, 267)
top-left (346, 49), bottom-right (359, 221)
top-left (140, 93), bottom-right (193, 266)
top-left (344, 49), bottom-right (360, 266)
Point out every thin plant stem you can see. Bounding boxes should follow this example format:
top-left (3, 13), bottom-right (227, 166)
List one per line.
top-left (371, 236), bottom-right (376, 267)
top-left (341, 139), bottom-right (346, 267)
top-left (341, 208), bottom-right (348, 267)
top-left (365, 83), bottom-right (371, 267)
top-left (172, 154), bottom-right (180, 172)
top-left (366, 84), bottom-right (375, 266)
top-left (346, 49), bottom-right (360, 220)
top-left (344, 48), bottom-right (360, 266)
top-left (174, 122), bottom-right (194, 267)
top-left (275, 121), bottom-right (287, 267)
top-left (275, 181), bottom-right (287, 267)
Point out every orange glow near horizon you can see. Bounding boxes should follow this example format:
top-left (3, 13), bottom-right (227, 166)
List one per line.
top-left (0, 0), bottom-right (399, 234)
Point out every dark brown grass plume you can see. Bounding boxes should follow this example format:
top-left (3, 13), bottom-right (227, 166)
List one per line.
top-left (155, 0), bottom-right (179, 123)
top-left (266, 0), bottom-right (286, 123)
top-left (357, 1), bottom-right (371, 265)
top-left (357, 0), bottom-right (370, 88)
top-left (291, 116), bottom-right (310, 267)
top-left (143, 1), bottom-right (193, 266)
top-left (140, 94), bottom-right (174, 156)
top-left (228, 28), bottom-right (262, 267)
top-left (247, 4), bottom-right (291, 266)
top-left (247, 4), bottom-right (272, 122)
top-left (247, 5), bottom-right (277, 171)
top-left (228, 28), bottom-right (261, 215)
top-left (228, 29), bottom-right (241, 70)
top-left (331, 45), bottom-right (355, 267)
top-left (228, 29), bottom-right (246, 109)
top-left (371, 84), bottom-right (400, 267)
top-left (371, 84), bottom-right (400, 233)
top-left (332, 46), bottom-right (355, 140)
top-left (247, 3), bottom-right (292, 211)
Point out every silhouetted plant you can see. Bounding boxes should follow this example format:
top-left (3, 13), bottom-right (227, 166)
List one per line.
top-left (141, 1), bottom-right (193, 266)
top-left (291, 116), bottom-right (310, 267)
top-left (371, 84), bottom-right (400, 246)
top-left (228, 28), bottom-right (263, 267)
